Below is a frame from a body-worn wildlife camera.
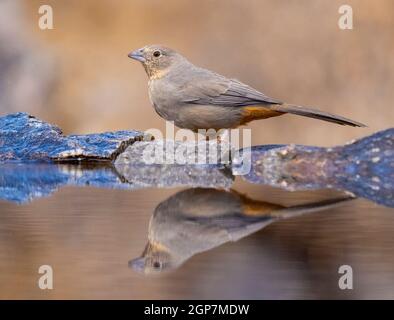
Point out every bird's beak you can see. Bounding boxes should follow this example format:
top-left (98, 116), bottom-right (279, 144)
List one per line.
top-left (128, 49), bottom-right (146, 62)
top-left (128, 257), bottom-right (146, 273)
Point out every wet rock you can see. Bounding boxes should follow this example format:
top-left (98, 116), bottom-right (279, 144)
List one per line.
top-left (114, 139), bottom-right (234, 189)
top-left (235, 129), bottom-right (394, 207)
top-left (116, 139), bottom-right (232, 165)
top-left (1, 112), bottom-right (392, 207)
top-left (0, 123), bottom-right (234, 202)
top-left (0, 113), bottom-right (148, 161)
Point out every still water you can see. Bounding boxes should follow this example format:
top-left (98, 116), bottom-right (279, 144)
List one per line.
top-left (0, 178), bottom-right (393, 299)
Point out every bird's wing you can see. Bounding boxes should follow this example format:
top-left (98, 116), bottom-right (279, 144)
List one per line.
top-left (180, 69), bottom-right (282, 107)
top-left (175, 67), bottom-right (366, 127)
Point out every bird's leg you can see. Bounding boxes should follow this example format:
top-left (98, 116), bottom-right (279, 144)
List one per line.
top-left (217, 129), bottom-right (230, 144)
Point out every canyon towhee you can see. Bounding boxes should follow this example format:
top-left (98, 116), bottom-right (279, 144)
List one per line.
top-left (129, 45), bottom-right (365, 131)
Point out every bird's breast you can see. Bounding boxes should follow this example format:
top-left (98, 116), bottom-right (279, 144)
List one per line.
top-left (148, 79), bottom-right (180, 122)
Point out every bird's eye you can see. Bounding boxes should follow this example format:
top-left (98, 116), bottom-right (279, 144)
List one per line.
top-left (153, 50), bottom-right (161, 58)
top-left (153, 261), bottom-right (161, 269)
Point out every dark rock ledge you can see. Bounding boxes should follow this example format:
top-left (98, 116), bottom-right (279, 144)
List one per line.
top-left (0, 112), bottom-right (150, 162)
top-left (233, 128), bottom-right (394, 207)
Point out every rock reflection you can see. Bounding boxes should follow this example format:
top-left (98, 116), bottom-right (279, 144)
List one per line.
top-left (0, 162), bottom-right (127, 203)
top-left (0, 162), bottom-right (232, 203)
top-left (129, 188), bottom-right (353, 274)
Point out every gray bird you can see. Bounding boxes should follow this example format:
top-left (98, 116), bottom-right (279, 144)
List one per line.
top-left (128, 45), bottom-right (365, 131)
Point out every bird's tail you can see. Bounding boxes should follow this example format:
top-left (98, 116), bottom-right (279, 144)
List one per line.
top-left (271, 103), bottom-right (366, 127)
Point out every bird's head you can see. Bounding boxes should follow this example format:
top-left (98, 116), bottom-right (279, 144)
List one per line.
top-left (128, 241), bottom-right (177, 274)
top-left (128, 45), bottom-right (183, 79)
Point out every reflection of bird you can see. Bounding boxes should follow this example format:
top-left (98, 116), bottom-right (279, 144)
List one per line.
top-left (129, 45), bottom-right (365, 131)
top-left (129, 188), bottom-right (353, 274)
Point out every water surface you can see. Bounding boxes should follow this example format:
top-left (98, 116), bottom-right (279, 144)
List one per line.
top-left (0, 180), bottom-right (393, 299)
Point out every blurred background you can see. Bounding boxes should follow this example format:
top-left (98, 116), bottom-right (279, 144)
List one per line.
top-left (1, 0), bottom-right (393, 146)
